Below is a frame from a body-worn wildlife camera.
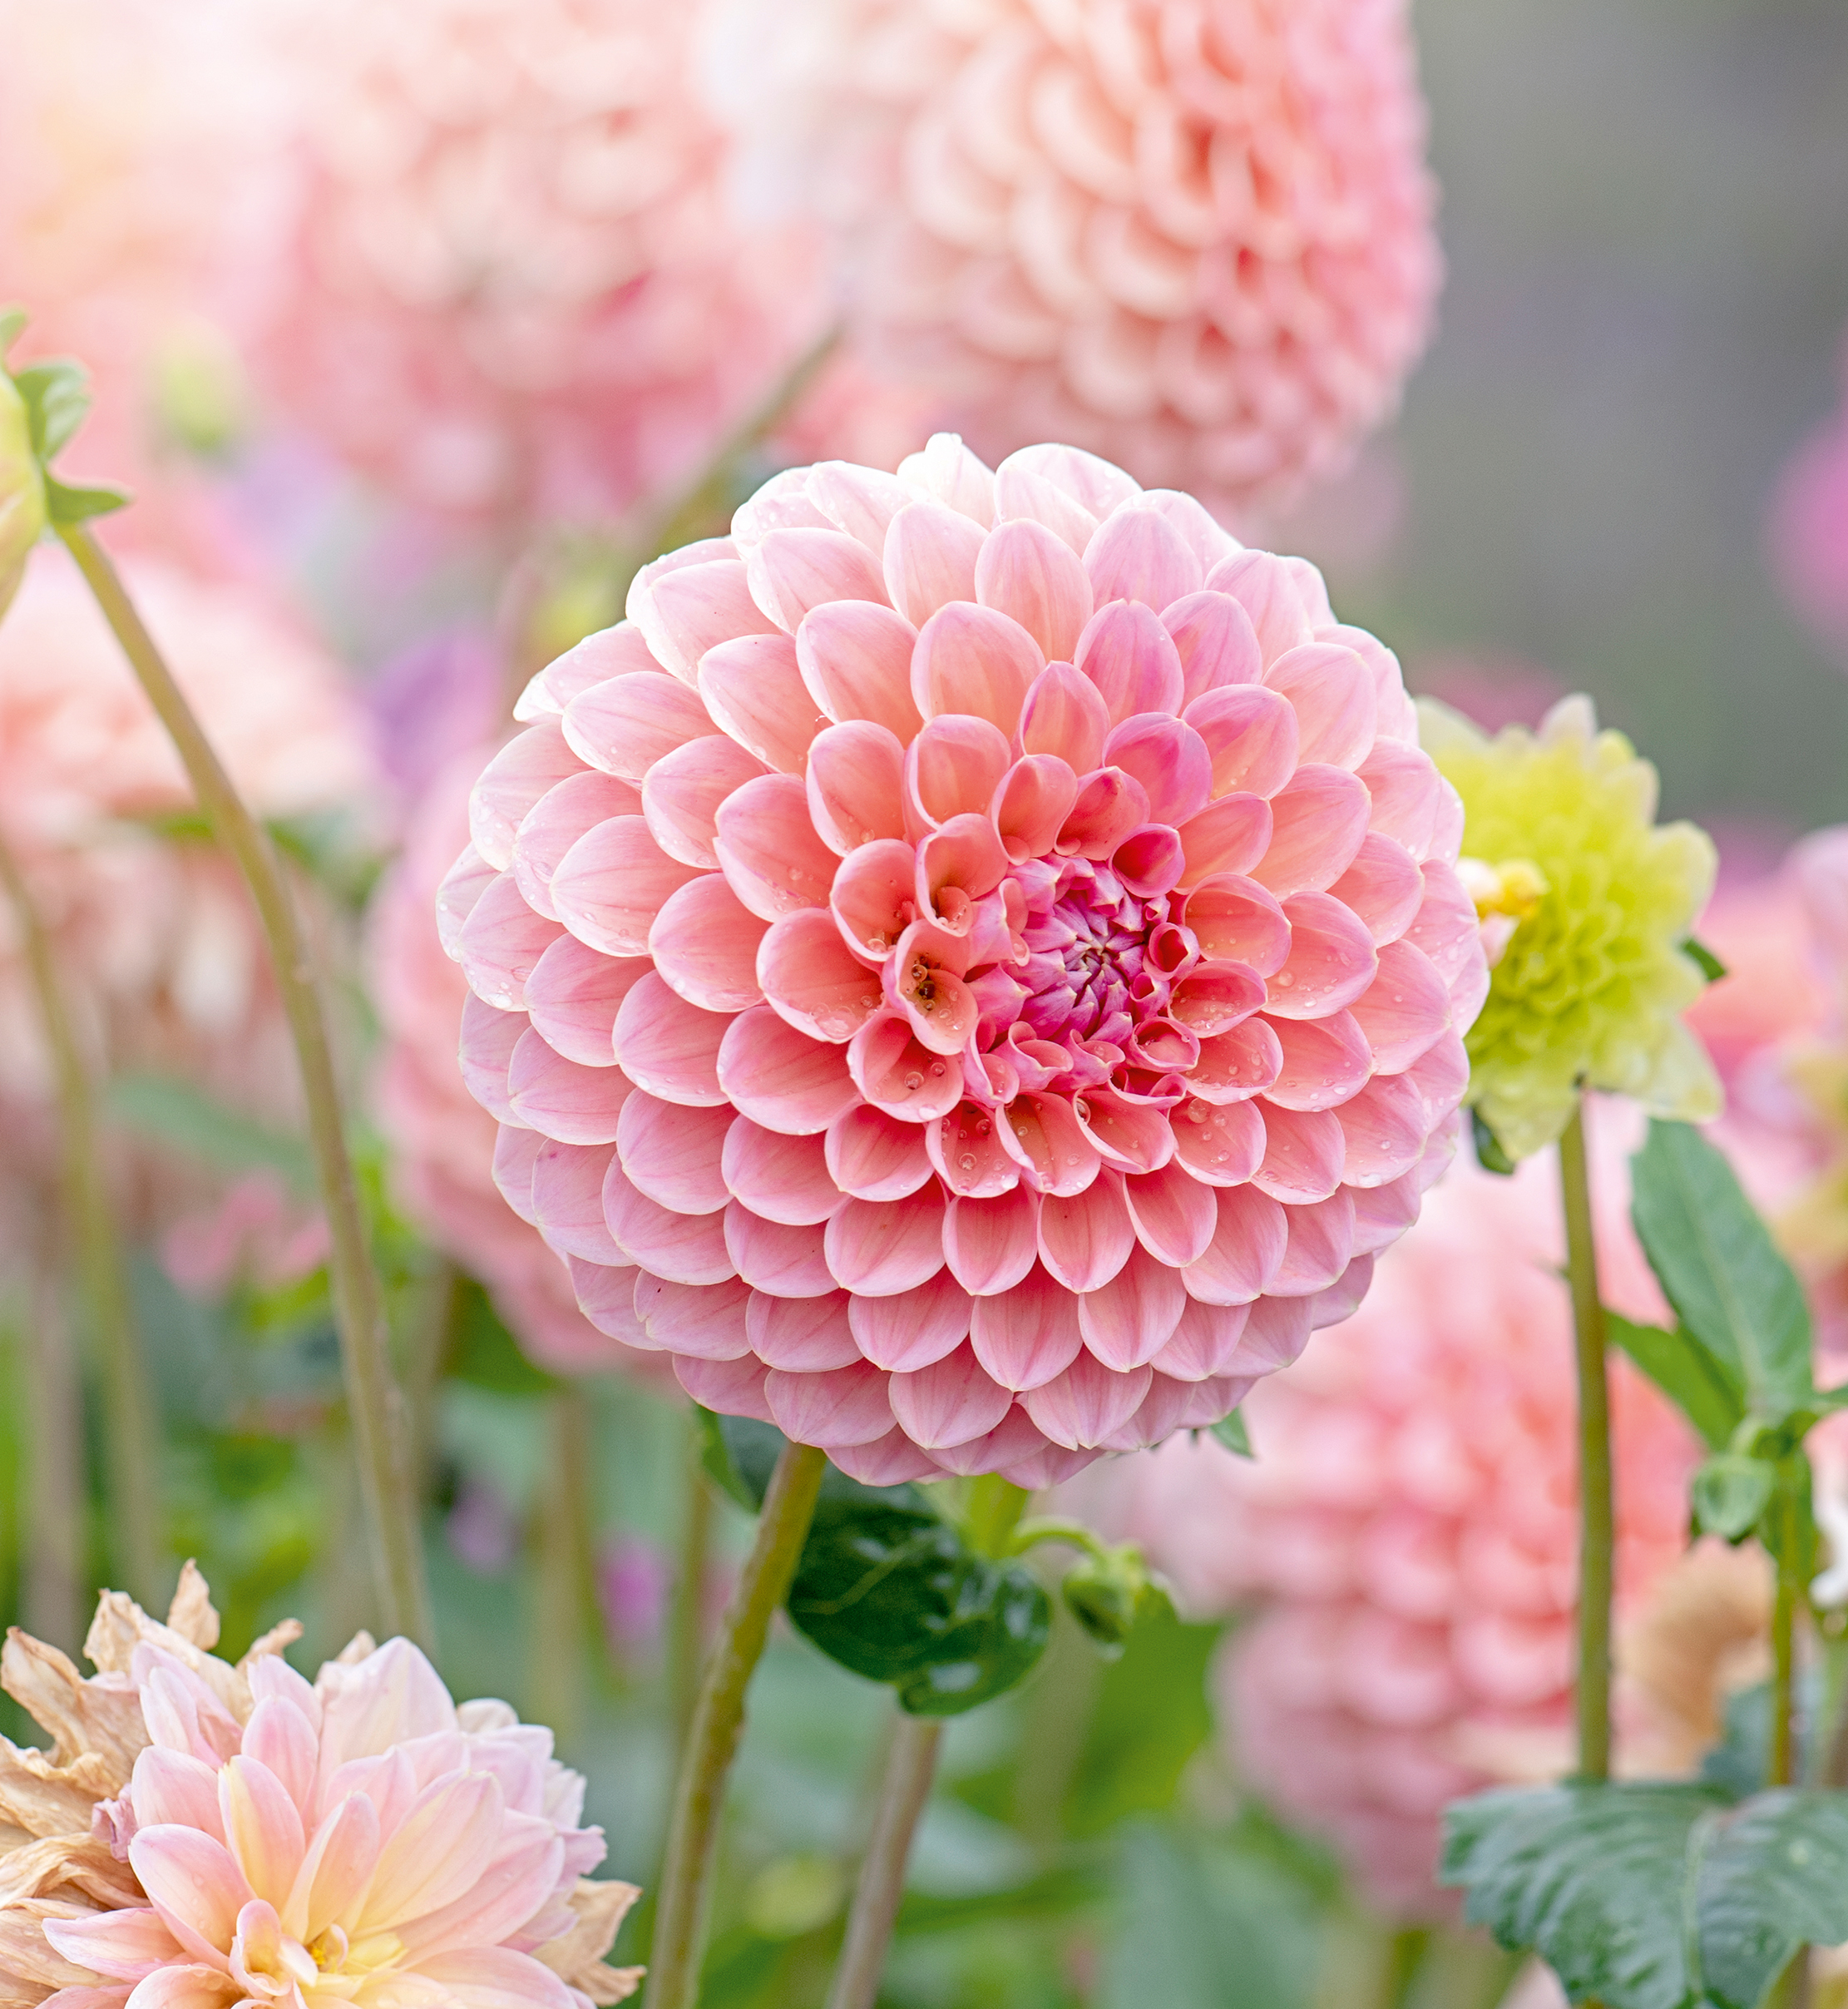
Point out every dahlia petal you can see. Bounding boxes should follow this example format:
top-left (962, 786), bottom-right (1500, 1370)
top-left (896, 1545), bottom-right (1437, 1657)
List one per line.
top-left (882, 497), bottom-right (986, 626)
top-left (1079, 1245), bottom-right (1187, 1369)
top-left (1169, 960), bottom-right (1265, 1035)
top-left (1253, 1104), bottom-right (1346, 1204)
top-left (126, 1749), bottom-right (225, 1843)
top-left (470, 721), bottom-right (586, 872)
top-left (519, 623), bottom-right (660, 720)
top-left (1183, 873), bottom-right (1289, 974)
top-left (612, 971), bottom-right (730, 1106)
top-left (926, 1098), bottom-right (1020, 1198)
top-left (994, 755), bottom-right (1081, 863)
top-left (282, 1786), bottom-right (379, 1945)
top-left (1000, 1090), bottom-right (1101, 1195)
top-left (1356, 740), bottom-right (1444, 857)
top-left (828, 1431), bottom-right (944, 1485)
top-left (898, 435), bottom-right (997, 524)
top-left (1263, 643), bottom-right (1378, 771)
top-left (1184, 684), bottom-right (1299, 799)
top-left (1019, 660), bottom-right (1111, 772)
top-left (1307, 1252), bottom-right (1376, 1331)
top-left (1270, 1190), bottom-right (1358, 1297)
top-left (638, 557), bottom-right (780, 678)
top-left (725, 1204), bottom-right (836, 1296)
top-left (120, 1965), bottom-right (237, 2007)
top-left (42, 1908), bottom-right (185, 1982)
top-left (1349, 1170), bottom-right (1425, 1256)
top-left (1074, 1086), bottom-right (1174, 1172)
top-left (1406, 1030), bottom-right (1470, 1126)
top-left (644, 875), bottom-right (768, 1015)
top-left (1151, 1297), bottom-right (1252, 1381)
top-left (635, 1276), bottom-right (752, 1360)
top-left (1328, 834), bottom-right (1425, 947)
top-left (847, 1011), bottom-right (966, 1122)
top-left (524, 934), bottom-right (646, 1066)
top-left (1253, 764), bottom-right (1371, 897)
top-left (943, 1185), bottom-right (1041, 1295)
top-left (1174, 792), bottom-right (1272, 890)
top-left (512, 769), bottom-right (643, 921)
top-left (409, 1946), bottom-right (576, 2009)
top-left (130, 1824), bottom-right (250, 1965)
top-left (907, 715), bottom-right (1015, 826)
top-left (219, 1755), bottom-right (306, 1908)
top-left (831, 839), bottom-right (925, 962)
top-left (1203, 550), bottom-right (1314, 664)
top-left (617, 1092), bottom-right (732, 1215)
top-left (1403, 859), bottom-right (1482, 988)
top-left (1083, 502), bottom-right (1201, 610)
top-left (457, 873), bottom-right (563, 1011)
top-left (1348, 940), bottom-right (1450, 1075)
top-left (562, 671), bottom-right (718, 784)
top-left (795, 600), bottom-right (924, 740)
top-left (735, 472), bottom-right (830, 545)
top-left (996, 1439), bottom-right (1099, 1489)
top-left (808, 461), bottom-right (916, 554)
top-left (571, 1258), bottom-right (653, 1347)
top-left (849, 1269), bottom-right (974, 1370)
top-left (1263, 1010), bottom-right (1373, 1111)
top-left (965, 1264), bottom-right (1084, 1388)
top-left (827, 1102), bottom-right (936, 1201)
top-left (754, 908), bottom-right (882, 1046)
top-left (910, 603), bottom-right (1043, 732)
top-left (437, 843), bottom-right (497, 960)
top-left (698, 632), bottom-right (828, 775)
top-left (723, 1119), bottom-right (843, 1224)
top-left (508, 1030), bottom-right (633, 1145)
top-left (1163, 590), bottom-right (1263, 701)
top-left (889, 1344), bottom-right (1014, 1449)
top-left (1188, 1019), bottom-right (1283, 1104)
top-left (1335, 1072), bottom-right (1430, 1187)
top-left (825, 1190), bottom-right (949, 1294)
top-left (531, 1140), bottom-right (624, 1261)
top-left (1123, 1160), bottom-right (1218, 1264)
top-left (1037, 1175), bottom-right (1134, 1292)
top-left (1008, 443), bottom-right (1139, 519)
top-left (746, 1290), bottom-right (862, 1371)
top-left (749, 527), bottom-right (892, 634)
top-left (1169, 1095), bottom-right (1266, 1183)
top-left (806, 721), bottom-right (909, 855)
top-left (1074, 601), bottom-right (1184, 721)
top-left (714, 773), bottom-right (839, 921)
top-left (1022, 1353), bottom-right (1152, 1451)
top-left (551, 816), bottom-right (700, 958)
top-left (992, 457), bottom-right (1099, 553)
top-left (764, 1361), bottom-right (895, 1448)
top-left (605, 1165), bottom-right (734, 1284)
top-left (719, 1006), bottom-right (859, 1133)
top-left (1182, 1184), bottom-right (1288, 1304)
top-left (1113, 824), bottom-right (1188, 902)
top-left (1103, 714), bottom-right (1212, 824)
top-left (492, 1124), bottom-right (544, 1224)
top-left (1099, 1368), bottom-right (1231, 1450)
top-left (1230, 1294), bottom-right (1314, 1375)
top-left (1056, 765), bottom-right (1150, 858)
top-left (974, 517), bottom-right (1094, 661)
top-left (642, 735), bottom-right (769, 869)
top-left (674, 1351), bottom-right (775, 1424)
top-left (1269, 897), bottom-right (1379, 1022)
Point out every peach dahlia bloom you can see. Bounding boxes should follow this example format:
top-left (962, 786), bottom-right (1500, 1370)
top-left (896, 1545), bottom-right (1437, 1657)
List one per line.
top-left (443, 436), bottom-right (1485, 1487)
top-left (707, 0), bottom-right (1440, 516)
top-left (1116, 1146), bottom-right (1697, 1916)
top-left (0, 1566), bottom-right (640, 2007)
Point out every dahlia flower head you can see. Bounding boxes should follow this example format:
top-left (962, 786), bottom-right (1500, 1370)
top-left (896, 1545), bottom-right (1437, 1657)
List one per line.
top-left (0, 1564), bottom-right (640, 2008)
top-left (1114, 1143), bottom-right (1697, 1916)
top-left (251, 0), bottom-right (828, 524)
top-left (706, 0), bottom-right (1441, 517)
top-left (371, 748), bottom-right (665, 1376)
top-left (1421, 695), bottom-right (1721, 1165)
top-left (442, 434), bottom-right (1487, 1487)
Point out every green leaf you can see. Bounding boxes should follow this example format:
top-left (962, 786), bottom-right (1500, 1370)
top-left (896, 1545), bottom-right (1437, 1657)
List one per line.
top-left (1472, 1107), bottom-right (1517, 1175)
top-left (1692, 1453), bottom-right (1775, 1541)
top-left (106, 1071), bottom-right (315, 1193)
top-left (43, 475), bottom-right (131, 522)
top-left (12, 358), bottom-right (91, 460)
top-left (446, 1278), bottom-right (561, 1395)
top-left (1683, 937), bottom-right (1729, 983)
top-left (1630, 1120), bottom-right (1813, 1422)
top-left (0, 307), bottom-right (27, 359)
top-left (1209, 1409), bottom-right (1254, 1459)
top-left (1693, 1791), bottom-right (1848, 2008)
top-left (1606, 1311), bottom-right (1744, 1452)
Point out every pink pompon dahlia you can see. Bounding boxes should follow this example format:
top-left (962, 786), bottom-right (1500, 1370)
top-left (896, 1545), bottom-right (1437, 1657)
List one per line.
top-left (707, 0), bottom-right (1441, 517)
top-left (0, 1565), bottom-right (640, 2007)
top-left (1114, 1141), bottom-right (1697, 1916)
top-left (442, 436), bottom-right (1485, 1487)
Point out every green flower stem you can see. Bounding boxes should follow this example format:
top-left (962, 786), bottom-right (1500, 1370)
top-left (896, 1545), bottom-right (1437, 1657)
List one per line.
top-left (0, 824), bottom-right (161, 1606)
top-left (824, 1712), bottom-right (943, 2009)
top-left (1771, 1486), bottom-right (1800, 1790)
top-left (668, 1417), bottom-right (717, 1766)
top-left (20, 1255), bottom-right (86, 1652)
top-left (1007, 1516), bottom-right (1109, 1563)
top-left (647, 1438), bottom-right (828, 2009)
top-left (1559, 1097), bottom-right (1613, 1781)
top-left (57, 521), bottom-right (432, 1647)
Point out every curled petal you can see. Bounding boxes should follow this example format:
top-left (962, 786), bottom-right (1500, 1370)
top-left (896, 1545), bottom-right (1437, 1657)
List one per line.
top-left (605, 1165), bottom-right (734, 1284)
top-left (532, 1141), bottom-right (624, 1262)
top-left (722, 1118), bottom-right (842, 1225)
top-left (1188, 1019), bottom-right (1283, 1104)
top-left (1183, 873), bottom-right (1289, 974)
top-left (807, 721), bottom-right (908, 855)
top-left (698, 632), bottom-right (827, 775)
top-left (613, 974), bottom-right (730, 1106)
top-left (1019, 661), bottom-right (1110, 772)
top-left (1169, 1096), bottom-right (1266, 1183)
top-left (1074, 1087), bottom-right (1174, 1172)
top-left (943, 1185), bottom-right (1041, 1296)
top-left (724, 1205), bottom-right (835, 1296)
top-left (510, 1031), bottom-right (633, 1145)
top-left (849, 1269), bottom-right (974, 1371)
top-left (1252, 765), bottom-right (1371, 897)
top-left (1112, 824), bottom-right (1186, 899)
top-left (847, 1011), bottom-right (966, 1122)
top-left (1182, 1184), bottom-right (1288, 1304)
top-left (1037, 1175), bottom-right (1134, 1292)
top-left (552, 817), bottom-right (699, 958)
top-left (975, 517), bottom-right (1093, 661)
top-left (1001, 1091), bottom-right (1100, 1195)
top-left (563, 672), bottom-right (716, 784)
top-left (1163, 590), bottom-right (1262, 701)
top-left (1270, 1190), bottom-right (1357, 1297)
top-left (635, 1277), bottom-right (752, 1361)
top-left (907, 713), bottom-right (1013, 827)
top-left (748, 528), bottom-right (890, 632)
top-left (674, 1353), bottom-right (775, 1425)
top-left (831, 838), bottom-right (922, 959)
top-left (1057, 765), bottom-right (1149, 858)
top-left (1122, 1160), bottom-right (1217, 1264)
top-left (889, 1345), bottom-right (1014, 1450)
top-left (747, 1292), bottom-right (862, 1371)
top-left (1169, 960), bottom-right (1264, 1035)
top-left (993, 755), bottom-right (1080, 863)
top-left (883, 498), bottom-right (985, 625)
top-left (824, 1190), bottom-right (949, 1295)
top-left (764, 1361), bottom-right (895, 1448)
top-left (524, 934), bottom-right (647, 1067)
top-left (1253, 1104), bottom-right (1346, 1204)
top-left (618, 1093), bottom-right (732, 1215)
top-left (910, 603), bottom-right (1043, 731)
top-left (1263, 642), bottom-right (1378, 770)
top-left (719, 1006), bottom-right (858, 1134)
top-left (650, 875), bottom-right (769, 1014)
top-left (926, 1100), bottom-right (1020, 1198)
top-left (714, 774), bottom-right (839, 922)
top-left (1348, 939), bottom-right (1450, 1073)
top-left (643, 735), bottom-right (768, 870)
top-left (917, 814), bottom-right (1008, 928)
top-left (471, 720), bottom-right (585, 870)
top-left (796, 600), bottom-right (923, 740)
top-left (1176, 794), bottom-right (1272, 888)
top-left (1022, 1353), bottom-right (1153, 1451)
top-left (758, 909), bottom-right (883, 1043)
top-left (826, 1102), bottom-right (935, 1201)
top-left (1263, 1011), bottom-right (1373, 1111)
top-left (1075, 601), bottom-right (1183, 721)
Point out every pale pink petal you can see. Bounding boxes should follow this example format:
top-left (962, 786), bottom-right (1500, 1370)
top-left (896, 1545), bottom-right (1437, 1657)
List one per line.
top-left (118, 1966), bottom-right (236, 2007)
top-left (719, 1006), bottom-right (859, 1133)
top-left (638, 557), bottom-right (780, 678)
top-left (650, 874), bottom-right (769, 1014)
top-left (1019, 661), bottom-right (1110, 772)
top-left (746, 1291), bottom-right (862, 1370)
top-left (1075, 601), bottom-right (1184, 721)
top-left (832, 838), bottom-right (926, 959)
top-left (808, 462), bottom-right (915, 553)
top-left (910, 603), bottom-right (1043, 730)
top-left (975, 517), bottom-right (1093, 661)
top-left (1103, 714), bottom-right (1211, 824)
top-left (1406, 1032), bottom-right (1470, 1128)
top-left (699, 632), bottom-right (828, 775)
top-left (1182, 1184), bottom-right (1288, 1304)
top-left (1037, 1175), bottom-right (1134, 1292)
top-left (714, 773), bottom-right (839, 921)
top-left (1203, 551), bottom-right (1313, 664)
top-left (551, 817), bottom-right (700, 957)
top-left (1348, 940), bottom-right (1450, 1074)
top-left (829, 1431), bottom-right (943, 1485)
top-left (1263, 643), bottom-right (1378, 770)
top-left (1184, 684), bottom-right (1299, 799)
top-left (1334, 1073), bottom-right (1430, 1187)
top-left (130, 1825), bottom-right (250, 1965)
top-left (999, 1091), bottom-right (1100, 1196)
top-left (1307, 1253), bottom-right (1376, 1330)
top-left (635, 1276), bottom-right (752, 1360)
top-left (724, 1119), bottom-right (844, 1224)
top-left (807, 721), bottom-right (908, 854)
top-left (470, 722), bottom-right (586, 871)
top-left (994, 755), bottom-right (1080, 863)
top-left (1328, 834), bottom-right (1425, 946)
top-left (412, 1946), bottom-right (576, 2009)
top-left (1078, 1245), bottom-right (1187, 1370)
top-left (1116, 820), bottom-right (1188, 898)
top-left (734, 472), bottom-right (830, 545)
top-left (827, 1104), bottom-right (935, 1201)
top-left (1267, 894), bottom-right (1382, 1022)
top-left (907, 715), bottom-right (1013, 826)
top-left (1169, 961), bottom-right (1265, 1036)
top-left (516, 623), bottom-right (660, 720)
top-left (849, 1269), bottom-right (973, 1370)
top-left (1350, 1168), bottom-right (1425, 1255)
top-left (943, 1185), bottom-right (1041, 1295)
top-left (457, 873), bottom-right (563, 1012)
top-left (1123, 1161), bottom-right (1217, 1264)
top-left (1270, 1190), bottom-right (1357, 1297)
top-left (437, 843), bottom-right (497, 960)
top-left (1253, 1104), bottom-right (1346, 1204)
top-left (993, 456), bottom-right (1099, 553)
top-left (1151, 1298), bottom-right (1251, 1381)
top-left (1084, 503), bottom-right (1201, 609)
top-left (531, 1141), bottom-right (624, 1261)
top-left (847, 1012), bottom-right (966, 1122)
top-left (1183, 874), bottom-right (1289, 974)
top-left (492, 1124), bottom-right (544, 1224)
top-left (966, 1269), bottom-right (1083, 1391)
top-left (1006, 443), bottom-right (1139, 520)
top-left (43, 1908), bottom-right (185, 1982)
top-left (1170, 1095), bottom-right (1266, 1181)
top-left (1056, 765), bottom-right (1149, 858)
top-left (1403, 859), bottom-right (1482, 989)
top-left (724, 1205), bottom-right (836, 1296)
top-left (1252, 764), bottom-right (1371, 897)
top-left (512, 769), bottom-right (642, 922)
top-left (1189, 1020), bottom-right (1283, 1104)
top-left (758, 910), bottom-right (883, 1042)
top-left (524, 934), bottom-right (647, 1066)
top-left (926, 1098), bottom-right (1020, 1198)
top-left (749, 527), bottom-right (892, 632)
top-left (642, 735), bottom-right (769, 869)
top-left (673, 1351), bottom-right (775, 1424)
top-left (218, 1758), bottom-right (305, 1910)
top-left (1262, 1011), bottom-right (1373, 1111)
top-left (605, 1165), bottom-right (734, 1284)
top-left (1074, 1087), bottom-right (1174, 1172)
top-left (1356, 740), bottom-right (1444, 856)
top-left (948, 1405), bottom-right (1074, 1482)
top-left (825, 1190), bottom-right (949, 1294)
top-left (391, 1812), bottom-right (569, 1960)
top-left (562, 671), bottom-right (717, 784)
top-left (1229, 1294), bottom-right (1313, 1374)
top-left (764, 1362), bottom-right (895, 1447)
top-left (282, 1784), bottom-right (378, 1943)
top-left (1163, 591), bottom-right (1262, 701)
top-left (617, 1093), bottom-right (732, 1215)
top-left (571, 1259), bottom-right (651, 1346)
top-left (883, 498), bottom-right (986, 625)
top-left (889, 1344), bottom-right (1014, 1449)
top-left (1022, 1353), bottom-right (1152, 1451)
top-left (612, 972), bottom-right (730, 1106)
top-left (509, 1030), bottom-right (633, 1145)
top-left (796, 601), bottom-right (923, 740)
top-left (917, 814), bottom-right (1008, 922)
top-left (238, 1700), bottom-right (316, 1821)
top-left (897, 438), bottom-right (996, 523)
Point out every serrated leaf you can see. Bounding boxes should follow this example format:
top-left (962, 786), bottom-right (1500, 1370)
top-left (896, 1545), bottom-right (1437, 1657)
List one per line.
top-left (1630, 1121), bottom-right (1813, 1422)
top-left (1692, 1453), bottom-right (1775, 1540)
top-left (1210, 1409), bottom-right (1253, 1459)
top-left (1693, 1791), bottom-right (1848, 2008)
top-left (1607, 1311), bottom-right (1743, 1452)
top-left (44, 476), bottom-right (131, 523)
top-left (1472, 1107), bottom-right (1517, 1175)
top-left (12, 358), bottom-right (92, 460)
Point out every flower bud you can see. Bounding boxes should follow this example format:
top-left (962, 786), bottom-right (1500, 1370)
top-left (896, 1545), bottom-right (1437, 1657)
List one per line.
top-left (0, 364), bottom-right (45, 620)
top-left (1061, 1542), bottom-right (1164, 1655)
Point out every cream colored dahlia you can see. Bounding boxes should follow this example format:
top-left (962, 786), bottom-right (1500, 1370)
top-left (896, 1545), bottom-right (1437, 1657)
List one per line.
top-left (706, 0), bottom-right (1441, 516)
top-left (444, 435), bottom-right (1485, 1487)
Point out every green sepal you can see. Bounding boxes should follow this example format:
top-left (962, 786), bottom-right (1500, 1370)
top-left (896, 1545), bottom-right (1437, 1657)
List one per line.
top-left (1471, 1107), bottom-right (1517, 1175)
top-left (1682, 937), bottom-right (1729, 983)
top-left (12, 358), bottom-right (93, 463)
top-left (1209, 1408), bottom-right (1254, 1459)
top-left (44, 476), bottom-right (131, 524)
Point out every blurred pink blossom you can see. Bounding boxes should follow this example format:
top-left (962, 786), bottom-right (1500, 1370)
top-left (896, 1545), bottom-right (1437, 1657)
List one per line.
top-left (1114, 1140), bottom-right (1697, 1916)
top-left (1768, 336), bottom-right (1848, 663)
top-left (707, 0), bottom-right (1441, 520)
top-left (160, 1173), bottom-right (330, 1301)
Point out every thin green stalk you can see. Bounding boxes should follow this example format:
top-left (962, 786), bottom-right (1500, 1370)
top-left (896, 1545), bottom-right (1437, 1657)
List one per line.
top-left (824, 1712), bottom-right (943, 2009)
top-left (58, 522), bottom-right (430, 1646)
top-left (21, 1256), bottom-right (85, 1653)
top-left (668, 1419), bottom-right (717, 1763)
top-left (1559, 1097), bottom-right (1613, 1781)
top-left (531, 1391), bottom-right (595, 1747)
top-left (646, 1439), bottom-right (828, 2009)
top-left (0, 825), bottom-right (159, 1605)
top-left (1771, 1493), bottom-right (1799, 1789)
top-left (1377, 1923), bottom-right (1430, 2009)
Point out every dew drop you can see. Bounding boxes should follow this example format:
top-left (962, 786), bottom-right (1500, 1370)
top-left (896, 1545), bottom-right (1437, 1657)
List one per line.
top-left (904, 1071), bottom-right (923, 1091)
top-left (930, 1061), bottom-right (946, 1077)
top-left (959, 1153), bottom-right (978, 1172)
top-left (1274, 971), bottom-right (1294, 987)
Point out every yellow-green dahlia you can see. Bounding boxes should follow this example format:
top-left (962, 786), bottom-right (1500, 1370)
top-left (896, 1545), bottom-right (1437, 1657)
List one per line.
top-left (0, 362), bottom-right (44, 621)
top-left (1418, 694), bottom-right (1720, 1162)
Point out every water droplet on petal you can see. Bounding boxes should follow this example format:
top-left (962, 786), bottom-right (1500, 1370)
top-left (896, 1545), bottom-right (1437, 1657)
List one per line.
top-left (904, 1071), bottom-right (923, 1091)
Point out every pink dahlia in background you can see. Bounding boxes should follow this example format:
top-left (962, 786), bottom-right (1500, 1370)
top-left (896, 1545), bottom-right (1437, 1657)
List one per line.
top-left (1768, 334), bottom-right (1848, 664)
top-left (249, 0), bottom-right (828, 527)
top-left (0, 1565), bottom-right (640, 2006)
top-left (443, 435), bottom-right (1485, 1487)
top-left (372, 749), bottom-right (666, 1376)
top-left (1112, 1143), bottom-right (1697, 1915)
top-left (705, 0), bottom-right (1440, 518)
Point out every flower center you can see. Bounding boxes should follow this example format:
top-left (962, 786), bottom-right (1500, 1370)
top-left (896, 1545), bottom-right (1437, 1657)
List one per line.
top-left (1016, 860), bottom-right (1177, 1052)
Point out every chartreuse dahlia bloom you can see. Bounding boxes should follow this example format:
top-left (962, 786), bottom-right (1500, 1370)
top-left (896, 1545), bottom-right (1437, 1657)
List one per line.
top-left (0, 344), bottom-right (45, 620)
top-left (1419, 695), bottom-right (1720, 1163)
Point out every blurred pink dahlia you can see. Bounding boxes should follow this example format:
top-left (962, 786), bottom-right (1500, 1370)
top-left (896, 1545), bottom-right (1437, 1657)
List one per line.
top-left (0, 1566), bottom-right (640, 2007)
top-left (1768, 335), bottom-right (1848, 664)
top-left (1114, 1144), bottom-right (1697, 1916)
top-left (372, 749), bottom-right (665, 1377)
top-left (442, 437), bottom-right (1485, 1487)
top-left (250, 0), bottom-right (828, 525)
top-left (707, 0), bottom-right (1440, 516)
